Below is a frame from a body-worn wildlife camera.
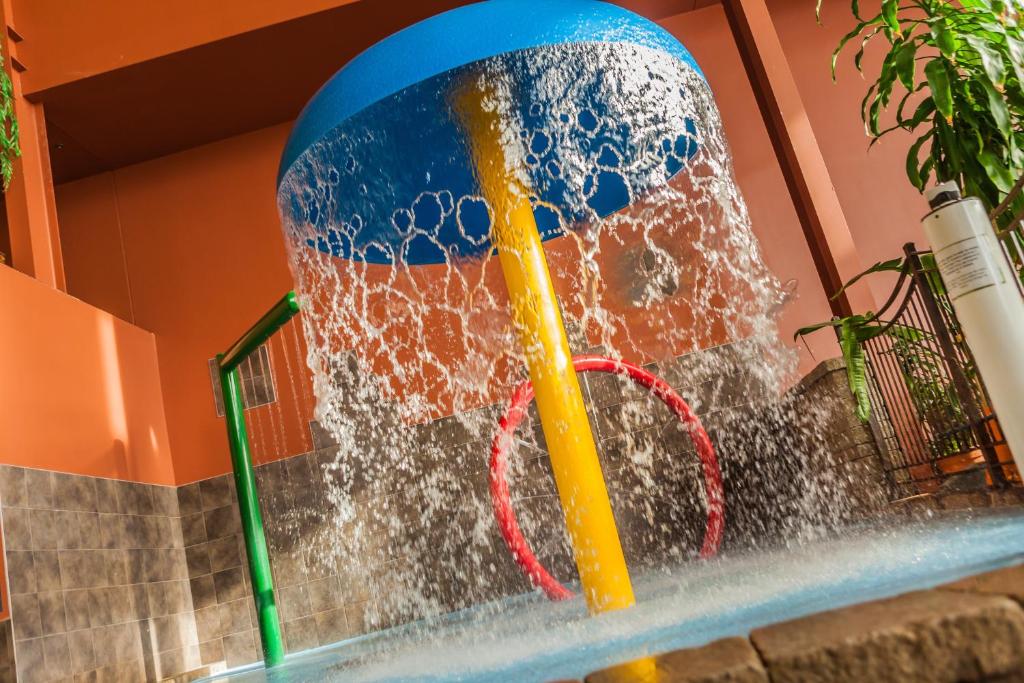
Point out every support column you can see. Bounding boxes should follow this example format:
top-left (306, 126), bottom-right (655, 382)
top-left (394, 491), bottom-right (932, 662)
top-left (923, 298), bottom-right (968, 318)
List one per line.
top-left (723, 0), bottom-right (872, 318)
top-left (0, 0), bottom-right (64, 290)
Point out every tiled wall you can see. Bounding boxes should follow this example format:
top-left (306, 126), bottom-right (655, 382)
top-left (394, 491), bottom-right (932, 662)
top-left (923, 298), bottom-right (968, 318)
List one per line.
top-left (0, 467), bottom-right (200, 683)
top-left (0, 347), bottom-right (893, 680)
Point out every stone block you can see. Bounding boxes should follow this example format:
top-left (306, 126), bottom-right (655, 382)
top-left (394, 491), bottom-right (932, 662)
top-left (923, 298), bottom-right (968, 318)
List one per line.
top-left (941, 564), bottom-right (1024, 605)
top-left (751, 589), bottom-right (1024, 682)
top-left (586, 637), bottom-right (766, 683)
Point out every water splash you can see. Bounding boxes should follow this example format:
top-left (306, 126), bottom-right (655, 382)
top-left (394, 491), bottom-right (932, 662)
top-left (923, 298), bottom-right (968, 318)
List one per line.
top-left (275, 43), bottom-right (858, 642)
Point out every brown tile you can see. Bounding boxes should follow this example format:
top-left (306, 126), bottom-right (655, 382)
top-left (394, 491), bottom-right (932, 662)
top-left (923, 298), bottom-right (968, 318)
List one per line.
top-left (2, 507), bottom-right (31, 550)
top-left (345, 601), bottom-right (369, 636)
top-left (138, 516), bottom-right (162, 548)
top-left (63, 590), bottom-right (91, 631)
top-left (181, 513), bottom-right (207, 547)
top-left (278, 584), bottom-right (311, 622)
top-left (204, 505), bottom-right (241, 540)
top-left (176, 483), bottom-right (202, 517)
top-left (148, 580), bottom-right (191, 618)
top-left (199, 638), bottom-right (224, 666)
top-left (40, 633), bottom-right (72, 680)
top-left (194, 605), bottom-right (225, 643)
top-left (207, 536), bottom-right (241, 572)
top-left (55, 510), bottom-right (84, 550)
top-left (37, 591), bottom-right (66, 635)
top-left (313, 608), bottom-right (350, 645)
top-left (24, 469), bottom-right (54, 509)
top-left (76, 513), bottom-right (101, 550)
top-left (150, 517), bottom-right (180, 549)
top-left (222, 599), bottom-right (250, 635)
top-left (185, 544), bottom-right (211, 579)
top-left (272, 551), bottom-right (308, 588)
top-left (102, 550), bottom-right (129, 587)
top-left (189, 575), bottom-right (217, 611)
top-left (33, 551), bottom-right (62, 592)
top-left (68, 628), bottom-right (96, 672)
top-left (222, 630), bottom-right (256, 668)
top-left (6, 551), bottom-right (36, 594)
top-left (128, 584), bottom-right (150, 621)
top-left (59, 550), bottom-right (107, 590)
top-left (92, 622), bottom-right (142, 666)
top-left (199, 477), bottom-right (233, 511)
top-left (213, 568), bottom-right (246, 604)
top-left (84, 588), bottom-right (113, 629)
top-left (0, 467), bottom-right (27, 508)
top-left (14, 636), bottom-right (41, 681)
top-left (114, 481), bottom-right (152, 516)
top-left (284, 616), bottom-right (318, 652)
top-left (29, 509), bottom-right (60, 550)
top-left (307, 576), bottom-right (343, 613)
top-left (52, 474), bottom-right (98, 513)
top-left (93, 478), bottom-right (120, 514)
top-left (151, 614), bottom-right (198, 653)
top-left (105, 586), bottom-right (136, 625)
top-left (151, 486), bottom-right (179, 517)
top-left (12, 593), bottom-right (42, 640)
top-left (97, 513), bottom-right (127, 550)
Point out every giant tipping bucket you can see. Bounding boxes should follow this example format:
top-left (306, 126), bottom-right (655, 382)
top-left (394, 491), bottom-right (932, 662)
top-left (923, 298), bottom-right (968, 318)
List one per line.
top-left (277, 0), bottom-right (718, 615)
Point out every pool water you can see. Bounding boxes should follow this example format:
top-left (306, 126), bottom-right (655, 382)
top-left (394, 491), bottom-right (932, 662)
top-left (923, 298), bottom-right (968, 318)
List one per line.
top-left (204, 509), bottom-right (1024, 682)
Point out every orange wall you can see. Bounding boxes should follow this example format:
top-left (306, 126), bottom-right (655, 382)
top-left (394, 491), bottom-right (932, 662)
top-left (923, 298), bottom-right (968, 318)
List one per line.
top-left (0, 264), bottom-right (174, 484)
top-left (52, 2), bottom-right (940, 485)
top-left (11, 0), bottom-right (359, 95)
top-left (56, 125), bottom-right (315, 484)
top-left (53, 5), bottom-right (842, 484)
top-left (771, 0), bottom-right (930, 303)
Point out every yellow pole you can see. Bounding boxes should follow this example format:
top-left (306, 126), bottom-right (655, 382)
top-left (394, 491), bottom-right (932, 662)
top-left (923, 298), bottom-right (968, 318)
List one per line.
top-left (455, 78), bottom-right (635, 614)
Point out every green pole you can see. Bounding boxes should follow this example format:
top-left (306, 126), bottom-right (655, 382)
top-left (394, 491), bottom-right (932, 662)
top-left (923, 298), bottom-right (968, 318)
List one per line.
top-left (217, 291), bottom-right (300, 667)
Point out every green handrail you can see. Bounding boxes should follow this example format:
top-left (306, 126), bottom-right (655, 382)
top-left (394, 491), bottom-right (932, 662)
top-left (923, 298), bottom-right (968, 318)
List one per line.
top-left (217, 291), bottom-right (301, 667)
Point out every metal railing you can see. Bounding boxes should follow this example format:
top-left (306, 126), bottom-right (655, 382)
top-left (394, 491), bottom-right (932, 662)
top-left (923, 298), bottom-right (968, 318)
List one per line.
top-left (861, 243), bottom-right (1015, 498)
top-left (991, 175), bottom-right (1024, 288)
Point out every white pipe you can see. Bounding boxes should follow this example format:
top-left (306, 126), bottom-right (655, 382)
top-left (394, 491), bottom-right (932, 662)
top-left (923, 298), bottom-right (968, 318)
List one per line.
top-left (922, 181), bottom-right (1024, 463)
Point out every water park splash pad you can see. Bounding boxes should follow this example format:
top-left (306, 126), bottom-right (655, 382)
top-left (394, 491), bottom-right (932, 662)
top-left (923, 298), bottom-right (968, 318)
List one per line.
top-left (274, 0), bottom-right (849, 664)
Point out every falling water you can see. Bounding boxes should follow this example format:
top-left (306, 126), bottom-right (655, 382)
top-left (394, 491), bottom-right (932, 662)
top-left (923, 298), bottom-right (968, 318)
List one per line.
top-left (270, 41), bottom-right (872, 675)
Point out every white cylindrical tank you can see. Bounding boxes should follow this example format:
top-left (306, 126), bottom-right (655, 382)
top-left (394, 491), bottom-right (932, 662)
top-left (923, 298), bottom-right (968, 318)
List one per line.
top-left (922, 181), bottom-right (1024, 463)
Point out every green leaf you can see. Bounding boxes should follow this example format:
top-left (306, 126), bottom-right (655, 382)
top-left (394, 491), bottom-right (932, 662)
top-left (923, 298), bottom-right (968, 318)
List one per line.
top-left (895, 40), bottom-right (917, 90)
top-left (907, 132), bottom-right (932, 190)
top-left (930, 21), bottom-right (958, 58)
top-left (831, 258), bottom-right (906, 300)
top-left (982, 78), bottom-right (1012, 139)
top-left (881, 0), bottom-right (901, 37)
top-left (925, 59), bottom-right (954, 121)
top-left (839, 319), bottom-right (873, 422)
top-left (832, 19), bottom-right (882, 78)
top-left (966, 35), bottom-right (1007, 85)
top-left (979, 149), bottom-right (1015, 191)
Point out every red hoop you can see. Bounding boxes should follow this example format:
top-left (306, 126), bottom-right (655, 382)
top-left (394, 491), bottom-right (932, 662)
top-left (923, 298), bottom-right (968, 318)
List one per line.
top-left (488, 354), bottom-right (725, 601)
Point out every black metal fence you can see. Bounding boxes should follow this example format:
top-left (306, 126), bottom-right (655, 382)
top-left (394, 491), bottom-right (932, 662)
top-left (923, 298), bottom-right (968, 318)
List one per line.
top-left (861, 243), bottom-right (1015, 498)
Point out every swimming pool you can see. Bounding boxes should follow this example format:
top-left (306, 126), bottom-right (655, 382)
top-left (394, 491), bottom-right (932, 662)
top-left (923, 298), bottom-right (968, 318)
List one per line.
top-left (203, 509), bottom-right (1024, 682)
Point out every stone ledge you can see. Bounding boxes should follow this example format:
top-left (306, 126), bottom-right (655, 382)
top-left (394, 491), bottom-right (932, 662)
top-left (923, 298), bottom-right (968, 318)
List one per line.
top-left (750, 589), bottom-right (1024, 683)
top-left (941, 565), bottom-right (1024, 605)
top-left (585, 637), bottom-right (767, 683)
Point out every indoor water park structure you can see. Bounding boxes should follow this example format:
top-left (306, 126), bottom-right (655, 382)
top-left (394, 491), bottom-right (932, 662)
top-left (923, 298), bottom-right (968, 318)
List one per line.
top-left (1, 0), bottom-right (1024, 682)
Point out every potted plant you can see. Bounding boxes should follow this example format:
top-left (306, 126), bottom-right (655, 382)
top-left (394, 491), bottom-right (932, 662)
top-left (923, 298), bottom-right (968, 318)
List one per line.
top-left (818, 0), bottom-right (1024, 218)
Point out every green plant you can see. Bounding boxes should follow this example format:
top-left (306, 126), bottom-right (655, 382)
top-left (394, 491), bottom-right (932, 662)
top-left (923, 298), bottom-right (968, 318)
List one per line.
top-left (0, 46), bottom-right (17, 190)
top-left (794, 254), bottom-right (963, 424)
top-left (820, 0), bottom-right (1024, 216)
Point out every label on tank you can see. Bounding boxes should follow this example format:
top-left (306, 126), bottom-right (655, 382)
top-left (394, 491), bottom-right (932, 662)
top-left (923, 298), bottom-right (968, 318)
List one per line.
top-left (934, 235), bottom-right (1005, 301)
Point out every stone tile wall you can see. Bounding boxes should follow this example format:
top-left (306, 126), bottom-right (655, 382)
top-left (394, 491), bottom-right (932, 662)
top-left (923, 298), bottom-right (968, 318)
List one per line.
top-left (0, 348), bottom-right (893, 678)
top-left (787, 357), bottom-right (893, 517)
top-left (0, 467), bottom-right (199, 683)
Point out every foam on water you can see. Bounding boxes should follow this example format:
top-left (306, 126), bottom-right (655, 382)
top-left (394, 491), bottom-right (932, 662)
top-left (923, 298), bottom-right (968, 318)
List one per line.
top-left (206, 510), bottom-right (1024, 682)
